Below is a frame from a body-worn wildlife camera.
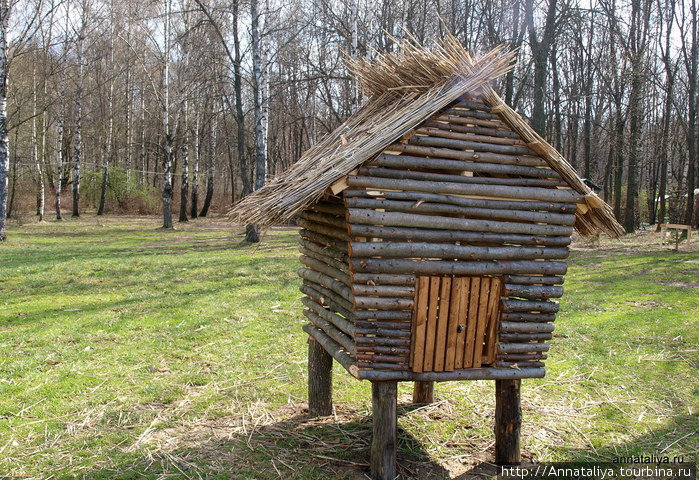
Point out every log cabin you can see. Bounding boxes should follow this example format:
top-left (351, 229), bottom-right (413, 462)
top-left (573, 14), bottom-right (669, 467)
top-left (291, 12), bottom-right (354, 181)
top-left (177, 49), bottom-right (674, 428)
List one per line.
top-left (229, 35), bottom-right (623, 480)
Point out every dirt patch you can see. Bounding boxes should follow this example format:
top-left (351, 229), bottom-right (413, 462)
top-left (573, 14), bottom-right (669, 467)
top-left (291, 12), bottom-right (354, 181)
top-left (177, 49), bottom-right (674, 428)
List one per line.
top-left (658, 281), bottom-right (699, 289)
top-left (625, 300), bottom-right (665, 308)
top-left (581, 280), bottom-right (610, 286)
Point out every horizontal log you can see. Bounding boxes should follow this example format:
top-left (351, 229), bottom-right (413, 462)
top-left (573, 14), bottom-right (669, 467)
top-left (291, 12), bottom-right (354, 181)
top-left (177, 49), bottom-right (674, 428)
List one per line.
top-left (346, 198), bottom-right (576, 226)
top-left (496, 361), bottom-right (546, 368)
top-left (346, 176), bottom-right (583, 204)
top-left (343, 188), bottom-right (577, 214)
top-left (301, 283), bottom-right (354, 319)
top-left (498, 343), bottom-right (551, 354)
top-left (356, 353), bottom-right (408, 363)
top-left (387, 143), bottom-right (547, 167)
top-left (445, 106), bottom-right (502, 121)
top-left (355, 320), bottom-right (412, 330)
top-left (356, 336), bottom-right (411, 347)
top-left (299, 229), bottom-right (348, 252)
top-left (504, 275), bottom-right (564, 285)
top-left (301, 296), bottom-right (355, 337)
top-left (357, 362), bottom-right (409, 371)
top-left (500, 322), bottom-right (555, 333)
top-left (358, 367), bottom-right (546, 381)
top-left (348, 224), bottom-right (571, 248)
top-left (496, 353), bottom-right (548, 361)
top-left (422, 120), bottom-right (520, 141)
top-left (299, 246), bottom-right (349, 276)
top-left (303, 324), bottom-right (359, 378)
top-left (297, 218), bottom-right (349, 241)
top-left (505, 284), bottom-right (563, 300)
top-left (354, 296), bottom-right (414, 310)
top-left (498, 333), bottom-right (553, 342)
top-left (300, 255), bottom-right (351, 287)
top-left (348, 208), bottom-right (574, 236)
top-left (358, 166), bottom-right (565, 188)
top-left (411, 134), bottom-right (534, 156)
top-left (371, 153), bottom-right (559, 178)
top-left (502, 299), bottom-right (560, 313)
top-left (354, 310), bottom-right (413, 320)
top-left (298, 210), bottom-right (347, 230)
top-left (454, 99), bottom-right (492, 112)
top-left (500, 312), bottom-right (557, 322)
top-left (350, 241), bottom-right (570, 261)
top-left (303, 309), bottom-right (355, 355)
top-left (434, 114), bottom-right (502, 129)
top-left (351, 272), bottom-right (416, 286)
top-left (418, 124), bottom-right (520, 146)
top-left (351, 258), bottom-right (567, 276)
top-left (356, 327), bottom-right (411, 338)
top-left (356, 345), bottom-right (411, 355)
top-left (298, 267), bottom-right (352, 300)
top-left (308, 202), bottom-right (346, 216)
top-left (352, 284), bottom-right (415, 298)
top-left (300, 237), bottom-right (348, 262)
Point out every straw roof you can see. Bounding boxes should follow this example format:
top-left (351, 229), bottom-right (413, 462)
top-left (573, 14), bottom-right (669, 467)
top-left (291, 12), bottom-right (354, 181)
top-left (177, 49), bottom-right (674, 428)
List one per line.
top-left (228, 34), bottom-right (623, 238)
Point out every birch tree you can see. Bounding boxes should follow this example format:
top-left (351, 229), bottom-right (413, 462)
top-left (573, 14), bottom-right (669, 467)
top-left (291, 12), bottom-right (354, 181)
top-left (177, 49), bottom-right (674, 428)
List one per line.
top-left (0, 0), bottom-right (9, 240)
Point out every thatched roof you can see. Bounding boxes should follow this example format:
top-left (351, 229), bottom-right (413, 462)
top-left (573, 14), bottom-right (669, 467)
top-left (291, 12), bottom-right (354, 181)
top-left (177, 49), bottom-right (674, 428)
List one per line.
top-left (229, 34), bottom-right (623, 238)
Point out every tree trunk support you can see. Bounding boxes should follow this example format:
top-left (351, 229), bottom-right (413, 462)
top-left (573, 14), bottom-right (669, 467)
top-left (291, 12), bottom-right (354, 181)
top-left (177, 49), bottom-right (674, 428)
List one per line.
top-left (308, 336), bottom-right (332, 416)
top-left (495, 378), bottom-right (521, 465)
top-left (371, 381), bottom-right (397, 480)
top-left (412, 381), bottom-right (434, 404)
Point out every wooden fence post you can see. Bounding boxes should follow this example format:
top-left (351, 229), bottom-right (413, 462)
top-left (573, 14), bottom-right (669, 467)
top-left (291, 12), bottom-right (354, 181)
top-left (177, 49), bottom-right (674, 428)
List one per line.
top-left (308, 336), bottom-right (333, 416)
top-left (412, 381), bottom-right (434, 404)
top-left (371, 381), bottom-right (397, 480)
top-left (495, 378), bottom-right (521, 464)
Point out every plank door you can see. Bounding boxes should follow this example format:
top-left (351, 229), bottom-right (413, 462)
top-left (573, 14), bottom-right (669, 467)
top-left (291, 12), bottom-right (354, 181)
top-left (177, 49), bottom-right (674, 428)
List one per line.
top-left (409, 276), bottom-right (502, 373)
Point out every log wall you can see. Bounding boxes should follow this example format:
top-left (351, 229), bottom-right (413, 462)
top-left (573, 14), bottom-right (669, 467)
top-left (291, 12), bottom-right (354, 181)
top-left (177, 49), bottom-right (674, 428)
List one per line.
top-left (344, 97), bottom-right (566, 377)
top-left (300, 96), bottom-right (567, 381)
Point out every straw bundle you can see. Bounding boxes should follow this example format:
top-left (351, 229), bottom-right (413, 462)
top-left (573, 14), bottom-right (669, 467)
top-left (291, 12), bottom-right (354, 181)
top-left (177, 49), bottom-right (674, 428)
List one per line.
top-left (228, 31), bottom-right (623, 238)
top-left (228, 39), bottom-right (515, 227)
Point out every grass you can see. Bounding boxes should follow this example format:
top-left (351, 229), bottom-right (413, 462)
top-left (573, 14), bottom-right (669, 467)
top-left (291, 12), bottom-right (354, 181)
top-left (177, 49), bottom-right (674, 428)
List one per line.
top-left (0, 216), bottom-right (697, 479)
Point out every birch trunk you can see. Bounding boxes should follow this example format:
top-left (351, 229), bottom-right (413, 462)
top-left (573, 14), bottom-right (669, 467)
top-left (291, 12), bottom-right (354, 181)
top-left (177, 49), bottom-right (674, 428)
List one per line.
top-left (72, 4), bottom-right (87, 217)
top-left (179, 101), bottom-right (189, 222)
top-left (161, 0), bottom-right (173, 228)
top-left (32, 63), bottom-right (44, 221)
top-left (246, 0), bottom-right (266, 242)
top-left (55, 123), bottom-right (62, 220)
top-left (190, 111), bottom-right (199, 218)
top-left (0, 0), bottom-right (9, 241)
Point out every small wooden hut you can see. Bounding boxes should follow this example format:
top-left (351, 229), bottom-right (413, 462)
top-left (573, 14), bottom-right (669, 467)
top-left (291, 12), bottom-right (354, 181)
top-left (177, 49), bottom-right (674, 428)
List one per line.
top-left (230, 36), bottom-right (623, 479)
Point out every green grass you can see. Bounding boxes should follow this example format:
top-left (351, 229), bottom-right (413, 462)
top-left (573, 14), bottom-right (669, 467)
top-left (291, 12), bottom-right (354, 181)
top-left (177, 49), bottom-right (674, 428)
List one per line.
top-left (1, 216), bottom-right (697, 479)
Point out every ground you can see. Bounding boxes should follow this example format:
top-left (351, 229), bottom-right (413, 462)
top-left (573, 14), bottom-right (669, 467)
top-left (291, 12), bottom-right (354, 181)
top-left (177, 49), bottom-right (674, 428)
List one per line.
top-left (0, 216), bottom-right (697, 479)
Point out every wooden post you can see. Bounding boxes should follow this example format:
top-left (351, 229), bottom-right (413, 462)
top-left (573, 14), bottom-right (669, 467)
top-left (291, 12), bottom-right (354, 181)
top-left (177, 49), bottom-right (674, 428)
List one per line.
top-left (495, 379), bottom-right (521, 465)
top-left (412, 381), bottom-right (434, 404)
top-left (308, 336), bottom-right (333, 416)
top-left (371, 381), bottom-right (397, 480)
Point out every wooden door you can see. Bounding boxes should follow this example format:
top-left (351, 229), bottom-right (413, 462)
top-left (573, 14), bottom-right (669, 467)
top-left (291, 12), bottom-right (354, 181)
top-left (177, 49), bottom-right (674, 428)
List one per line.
top-left (410, 276), bottom-right (502, 373)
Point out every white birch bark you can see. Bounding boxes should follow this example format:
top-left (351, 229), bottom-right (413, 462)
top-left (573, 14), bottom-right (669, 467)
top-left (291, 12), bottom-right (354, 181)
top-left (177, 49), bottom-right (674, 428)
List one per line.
top-left (0, 0), bottom-right (9, 240)
top-left (161, 0), bottom-right (173, 228)
top-left (72, 1), bottom-right (87, 217)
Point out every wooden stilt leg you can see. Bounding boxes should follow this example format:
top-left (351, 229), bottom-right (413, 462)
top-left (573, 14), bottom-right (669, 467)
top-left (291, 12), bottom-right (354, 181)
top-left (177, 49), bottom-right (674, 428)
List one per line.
top-left (371, 381), bottom-right (397, 480)
top-left (412, 381), bottom-right (434, 404)
top-left (495, 379), bottom-right (521, 465)
top-left (308, 336), bottom-right (333, 416)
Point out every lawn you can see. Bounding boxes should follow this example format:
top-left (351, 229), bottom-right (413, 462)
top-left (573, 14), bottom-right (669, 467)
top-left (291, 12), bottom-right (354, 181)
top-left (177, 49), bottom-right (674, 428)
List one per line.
top-left (0, 216), bottom-right (697, 479)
